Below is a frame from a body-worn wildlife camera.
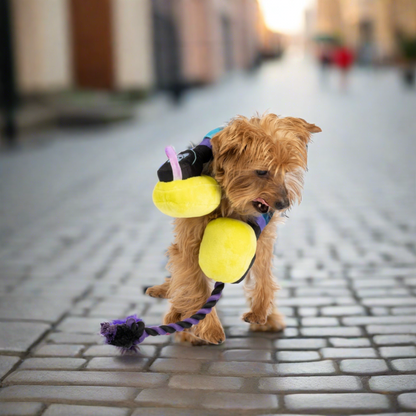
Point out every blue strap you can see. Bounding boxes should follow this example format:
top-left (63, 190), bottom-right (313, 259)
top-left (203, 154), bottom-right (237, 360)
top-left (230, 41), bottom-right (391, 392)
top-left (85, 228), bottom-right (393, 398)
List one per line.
top-left (204, 127), bottom-right (224, 139)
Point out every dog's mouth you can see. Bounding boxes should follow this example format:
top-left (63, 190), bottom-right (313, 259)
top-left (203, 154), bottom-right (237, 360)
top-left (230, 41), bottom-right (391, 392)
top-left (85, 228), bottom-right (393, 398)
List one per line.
top-left (252, 198), bottom-right (270, 214)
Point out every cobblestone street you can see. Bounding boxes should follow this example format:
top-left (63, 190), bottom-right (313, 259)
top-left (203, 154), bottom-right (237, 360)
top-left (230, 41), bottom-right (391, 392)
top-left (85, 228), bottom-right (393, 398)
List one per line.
top-left (1, 56), bottom-right (416, 415)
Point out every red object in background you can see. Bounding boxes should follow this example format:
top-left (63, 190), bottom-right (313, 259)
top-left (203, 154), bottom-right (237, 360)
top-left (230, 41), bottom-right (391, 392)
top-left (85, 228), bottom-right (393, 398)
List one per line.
top-left (333, 46), bottom-right (354, 70)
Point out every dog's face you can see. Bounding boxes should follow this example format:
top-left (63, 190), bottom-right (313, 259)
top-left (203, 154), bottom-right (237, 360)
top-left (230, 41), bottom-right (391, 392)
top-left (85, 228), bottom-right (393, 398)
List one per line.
top-left (211, 114), bottom-right (321, 217)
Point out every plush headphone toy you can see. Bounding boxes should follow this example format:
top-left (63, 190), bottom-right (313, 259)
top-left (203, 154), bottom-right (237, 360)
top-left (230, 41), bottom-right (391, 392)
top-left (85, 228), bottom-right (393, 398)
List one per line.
top-left (100, 128), bottom-right (273, 352)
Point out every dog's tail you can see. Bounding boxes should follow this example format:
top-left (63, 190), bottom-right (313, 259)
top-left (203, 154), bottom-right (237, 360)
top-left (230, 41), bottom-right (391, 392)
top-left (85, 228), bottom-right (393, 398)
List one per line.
top-left (100, 282), bottom-right (225, 353)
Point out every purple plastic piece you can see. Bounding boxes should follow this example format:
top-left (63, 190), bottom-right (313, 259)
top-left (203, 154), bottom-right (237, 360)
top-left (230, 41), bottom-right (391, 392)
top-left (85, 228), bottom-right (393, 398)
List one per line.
top-left (199, 137), bottom-right (212, 149)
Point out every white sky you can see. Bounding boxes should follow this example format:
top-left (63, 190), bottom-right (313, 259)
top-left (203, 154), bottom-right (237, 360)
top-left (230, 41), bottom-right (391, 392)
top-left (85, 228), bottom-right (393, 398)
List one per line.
top-left (259, 0), bottom-right (314, 35)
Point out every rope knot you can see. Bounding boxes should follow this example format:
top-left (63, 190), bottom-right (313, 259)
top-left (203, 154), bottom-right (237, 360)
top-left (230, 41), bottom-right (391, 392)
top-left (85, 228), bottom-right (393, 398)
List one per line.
top-left (100, 315), bottom-right (146, 353)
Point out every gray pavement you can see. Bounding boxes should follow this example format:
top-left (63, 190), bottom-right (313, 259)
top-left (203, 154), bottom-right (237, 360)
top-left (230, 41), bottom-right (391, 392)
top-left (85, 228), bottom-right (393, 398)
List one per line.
top-left (1, 54), bottom-right (416, 415)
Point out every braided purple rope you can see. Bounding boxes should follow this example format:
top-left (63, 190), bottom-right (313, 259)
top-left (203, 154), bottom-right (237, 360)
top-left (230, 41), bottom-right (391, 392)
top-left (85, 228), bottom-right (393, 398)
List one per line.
top-left (100, 282), bottom-right (225, 353)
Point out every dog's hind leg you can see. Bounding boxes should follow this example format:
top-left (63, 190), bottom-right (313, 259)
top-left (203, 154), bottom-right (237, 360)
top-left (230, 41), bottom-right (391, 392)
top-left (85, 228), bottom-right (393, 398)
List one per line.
top-left (164, 218), bottom-right (226, 345)
top-left (166, 265), bottom-right (226, 345)
top-left (145, 277), bottom-right (171, 299)
top-left (242, 220), bottom-right (286, 332)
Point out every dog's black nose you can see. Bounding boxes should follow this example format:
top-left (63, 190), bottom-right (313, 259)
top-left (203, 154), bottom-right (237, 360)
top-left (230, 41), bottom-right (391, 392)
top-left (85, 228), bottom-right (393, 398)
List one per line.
top-left (275, 199), bottom-right (290, 210)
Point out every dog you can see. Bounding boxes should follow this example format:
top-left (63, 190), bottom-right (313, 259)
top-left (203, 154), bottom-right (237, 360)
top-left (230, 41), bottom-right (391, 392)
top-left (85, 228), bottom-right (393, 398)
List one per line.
top-left (146, 113), bottom-right (321, 345)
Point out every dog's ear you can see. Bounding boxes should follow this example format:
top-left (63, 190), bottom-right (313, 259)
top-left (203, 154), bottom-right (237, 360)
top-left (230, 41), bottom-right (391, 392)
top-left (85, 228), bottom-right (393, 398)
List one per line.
top-left (302, 120), bottom-right (322, 134)
top-left (279, 117), bottom-right (321, 145)
top-left (210, 130), bottom-right (233, 175)
top-left (210, 118), bottom-right (248, 163)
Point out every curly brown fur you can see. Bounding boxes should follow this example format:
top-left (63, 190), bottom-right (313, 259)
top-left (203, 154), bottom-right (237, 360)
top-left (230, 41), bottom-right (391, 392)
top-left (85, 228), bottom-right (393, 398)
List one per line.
top-left (147, 113), bottom-right (321, 345)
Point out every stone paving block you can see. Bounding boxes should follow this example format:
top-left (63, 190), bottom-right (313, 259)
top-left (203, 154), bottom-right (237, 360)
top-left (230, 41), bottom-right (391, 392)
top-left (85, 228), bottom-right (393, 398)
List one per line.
top-left (42, 404), bottom-right (129, 416)
top-left (405, 278), bottom-right (416, 286)
top-left (203, 391), bottom-right (278, 410)
top-left (275, 338), bottom-right (327, 350)
top-left (343, 316), bottom-right (416, 326)
top-left (295, 288), bottom-right (350, 296)
top-left (57, 317), bottom-right (106, 334)
top-left (276, 360), bottom-right (336, 375)
top-left (19, 358), bottom-right (86, 370)
top-left (223, 315), bottom-right (288, 327)
top-left (87, 356), bottom-right (149, 371)
top-left (142, 335), bottom-right (171, 345)
top-left (357, 288), bottom-right (410, 297)
top-left (353, 278), bottom-right (399, 287)
top-left (320, 305), bottom-right (366, 316)
top-left (301, 327), bottom-right (362, 337)
top-left (285, 393), bottom-right (390, 411)
top-left (279, 297), bottom-right (336, 306)
top-left (302, 317), bottom-right (339, 326)
top-left (298, 307), bottom-right (318, 316)
top-left (223, 338), bottom-right (273, 349)
top-left (367, 325), bottom-right (416, 335)
top-left (149, 358), bottom-right (202, 373)
top-left (371, 307), bottom-right (390, 315)
top-left (83, 344), bottom-right (156, 357)
top-left (398, 393), bottom-right (416, 410)
top-left (279, 327), bottom-right (299, 337)
top-left (259, 375), bottom-right (362, 392)
top-left (340, 359), bottom-right (388, 374)
top-left (0, 385), bottom-right (137, 403)
top-left (135, 388), bottom-right (202, 407)
top-left (362, 297), bottom-right (416, 306)
top-left (221, 349), bottom-right (272, 362)
top-left (33, 344), bottom-right (84, 357)
top-left (277, 351), bottom-right (320, 362)
top-left (391, 358), bottom-right (416, 372)
top-left (0, 402), bottom-right (44, 416)
top-left (373, 335), bottom-right (416, 345)
top-left (88, 302), bottom-right (131, 318)
top-left (4, 370), bottom-right (168, 388)
top-left (370, 375), bottom-right (416, 392)
top-left (315, 279), bottom-right (348, 287)
top-left (132, 409), bottom-right (218, 416)
top-left (0, 322), bottom-right (50, 354)
top-left (169, 374), bottom-right (243, 391)
top-left (160, 345), bottom-right (221, 360)
top-left (321, 347), bottom-right (377, 359)
top-left (392, 307), bottom-right (416, 315)
top-left (47, 333), bottom-right (101, 344)
top-left (0, 356), bottom-right (20, 379)
top-left (329, 337), bottom-right (371, 347)
top-left (209, 361), bottom-right (276, 376)
top-left (379, 346), bottom-right (416, 358)
top-left (353, 414), bottom-right (416, 416)
top-left (0, 296), bottom-right (71, 322)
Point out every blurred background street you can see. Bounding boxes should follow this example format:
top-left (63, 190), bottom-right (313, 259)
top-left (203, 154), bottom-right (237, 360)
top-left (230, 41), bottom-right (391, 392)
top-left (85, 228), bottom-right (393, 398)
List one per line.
top-left (1, 1), bottom-right (416, 415)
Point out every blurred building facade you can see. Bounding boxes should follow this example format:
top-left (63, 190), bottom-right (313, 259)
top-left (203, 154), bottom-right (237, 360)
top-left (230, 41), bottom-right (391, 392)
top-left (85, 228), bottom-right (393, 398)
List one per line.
top-left (8, 0), bottom-right (281, 97)
top-left (315, 0), bottom-right (416, 63)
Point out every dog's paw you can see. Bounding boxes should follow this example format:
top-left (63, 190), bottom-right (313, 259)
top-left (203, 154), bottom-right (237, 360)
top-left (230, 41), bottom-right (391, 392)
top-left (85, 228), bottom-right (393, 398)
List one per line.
top-left (175, 331), bottom-right (211, 346)
top-left (145, 285), bottom-right (168, 299)
top-left (242, 311), bottom-right (267, 325)
top-left (194, 323), bottom-right (226, 346)
top-left (250, 312), bottom-right (286, 332)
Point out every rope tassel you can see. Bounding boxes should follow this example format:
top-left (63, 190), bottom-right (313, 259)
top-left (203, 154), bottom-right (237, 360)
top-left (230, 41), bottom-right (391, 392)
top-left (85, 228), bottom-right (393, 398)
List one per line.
top-left (100, 282), bottom-right (225, 353)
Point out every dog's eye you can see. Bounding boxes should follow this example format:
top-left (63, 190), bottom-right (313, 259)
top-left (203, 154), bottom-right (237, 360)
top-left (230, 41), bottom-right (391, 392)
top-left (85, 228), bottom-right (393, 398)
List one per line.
top-left (256, 170), bottom-right (268, 177)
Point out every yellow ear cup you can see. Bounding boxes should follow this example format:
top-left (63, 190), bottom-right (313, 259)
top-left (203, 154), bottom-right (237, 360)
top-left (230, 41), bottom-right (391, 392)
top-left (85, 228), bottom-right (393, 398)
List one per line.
top-left (152, 176), bottom-right (221, 218)
top-left (199, 218), bottom-right (257, 283)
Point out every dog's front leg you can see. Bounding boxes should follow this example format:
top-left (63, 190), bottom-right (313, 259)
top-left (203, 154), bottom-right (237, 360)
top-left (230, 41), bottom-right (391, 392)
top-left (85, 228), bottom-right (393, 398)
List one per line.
top-left (242, 224), bottom-right (286, 332)
top-left (145, 277), bottom-right (170, 298)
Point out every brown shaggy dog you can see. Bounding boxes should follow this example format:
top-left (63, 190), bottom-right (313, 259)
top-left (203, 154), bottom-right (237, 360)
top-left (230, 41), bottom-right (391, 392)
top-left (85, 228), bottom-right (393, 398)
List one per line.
top-left (146, 113), bottom-right (321, 345)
